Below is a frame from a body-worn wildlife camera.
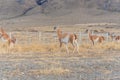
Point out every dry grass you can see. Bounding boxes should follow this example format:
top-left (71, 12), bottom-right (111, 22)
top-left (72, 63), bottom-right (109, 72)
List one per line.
top-left (93, 42), bottom-right (120, 50)
top-left (13, 43), bottom-right (60, 53)
top-left (5, 67), bottom-right (70, 76)
top-left (28, 67), bottom-right (70, 75)
top-left (0, 41), bottom-right (120, 54)
top-left (0, 24), bottom-right (119, 54)
top-left (5, 68), bottom-right (24, 77)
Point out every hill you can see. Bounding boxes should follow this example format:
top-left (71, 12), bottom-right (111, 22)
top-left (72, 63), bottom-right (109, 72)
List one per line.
top-left (0, 0), bottom-right (120, 26)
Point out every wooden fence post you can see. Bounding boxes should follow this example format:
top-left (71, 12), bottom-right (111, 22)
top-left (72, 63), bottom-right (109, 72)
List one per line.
top-left (79, 32), bottom-right (82, 44)
top-left (26, 31), bottom-right (29, 44)
top-left (38, 32), bottom-right (41, 41)
top-left (106, 33), bottom-right (109, 42)
top-left (9, 31), bottom-right (114, 45)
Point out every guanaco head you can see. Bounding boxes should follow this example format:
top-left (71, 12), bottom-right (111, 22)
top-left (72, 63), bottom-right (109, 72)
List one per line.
top-left (54, 25), bottom-right (62, 35)
top-left (54, 25), bottom-right (60, 31)
top-left (54, 26), bottom-right (57, 30)
top-left (84, 29), bottom-right (88, 33)
top-left (85, 29), bottom-right (93, 34)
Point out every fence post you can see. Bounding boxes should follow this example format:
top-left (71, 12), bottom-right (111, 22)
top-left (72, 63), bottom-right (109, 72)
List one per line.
top-left (79, 32), bottom-right (82, 44)
top-left (106, 33), bottom-right (109, 42)
top-left (26, 31), bottom-right (29, 44)
top-left (38, 32), bottom-right (41, 41)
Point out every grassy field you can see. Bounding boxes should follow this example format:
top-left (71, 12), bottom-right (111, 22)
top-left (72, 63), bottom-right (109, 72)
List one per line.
top-left (0, 24), bottom-right (120, 80)
top-left (1, 23), bottom-right (120, 53)
top-left (0, 41), bottom-right (120, 54)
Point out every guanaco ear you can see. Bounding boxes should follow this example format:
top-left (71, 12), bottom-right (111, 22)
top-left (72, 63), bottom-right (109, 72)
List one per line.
top-left (54, 26), bottom-right (57, 30)
top-left (54, 25), bottom-right (59, 30)
top-left (86, 29), bottom-right (92, 33)
top-left (84, 29), bottom-right (88, 33)
top-left (54, 26), bottom-right (58, 30)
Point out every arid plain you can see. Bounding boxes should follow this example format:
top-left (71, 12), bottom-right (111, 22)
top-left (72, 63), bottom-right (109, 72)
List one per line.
top-left (0, 23), bottom-right (120, 80)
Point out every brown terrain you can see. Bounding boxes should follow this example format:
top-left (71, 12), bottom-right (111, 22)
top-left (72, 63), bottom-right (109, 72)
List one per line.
top-left (0, 0), bottom-right (120, 80)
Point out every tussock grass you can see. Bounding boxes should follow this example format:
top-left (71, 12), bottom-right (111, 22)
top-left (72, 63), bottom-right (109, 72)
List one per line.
top-left (0, 41), bottom-right (120, 54)
top-left (93, 42), bottom-right (120, 50)
top-left (13, 43), bottom-right (60, 53)
top-left (80, 42), bottom-right (120, 50)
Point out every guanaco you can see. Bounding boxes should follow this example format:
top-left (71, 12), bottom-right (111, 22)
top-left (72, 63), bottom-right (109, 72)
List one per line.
top-left (86, 29), bottom-right (105, 45)
top-left (110, 33), bottom-right (120, 42)
top-left (54, 26), bottom-right (79, 53)
top-left (0, 28), bottom-right (16, 48)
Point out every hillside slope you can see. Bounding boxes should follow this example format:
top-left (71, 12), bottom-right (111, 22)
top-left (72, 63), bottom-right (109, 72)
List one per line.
top-left (0, 0), bottom-right (120, 26)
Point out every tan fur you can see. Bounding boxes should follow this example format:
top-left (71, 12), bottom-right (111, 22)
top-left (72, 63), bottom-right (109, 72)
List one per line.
top-left (110, 33), bottom-right (120, 41)
top-left (115, 36), bottom-right (120, 40)
top-left (0, 28), bottom-right (16, 47)
top-left (56, 28), bottom-right (79, 53)
top-left (88, 30), bottom-right (105, 45)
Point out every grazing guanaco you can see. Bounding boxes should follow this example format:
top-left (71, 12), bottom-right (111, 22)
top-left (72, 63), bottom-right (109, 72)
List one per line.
top-left (54, 26), bottom-right (79, 53)
top-left (110, 33), bottom-right (120, 42)
top-left (0, 28), bottom-right (16, 48)
top-left (86, 29), bottom-right (105, 45)
top-left (115, 36), bottom-right (120, 41)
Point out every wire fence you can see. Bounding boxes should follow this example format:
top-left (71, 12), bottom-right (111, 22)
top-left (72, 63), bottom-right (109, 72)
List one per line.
top-left (8, 31), bottom-right (111, 45)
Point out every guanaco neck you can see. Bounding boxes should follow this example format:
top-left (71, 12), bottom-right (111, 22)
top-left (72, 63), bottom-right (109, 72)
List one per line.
top-left (57, 29), bottom-right (62, 38)
top-left (0, 28), bottom-right (12, 41)
top-left (88, 30), bottom-right (92, 38)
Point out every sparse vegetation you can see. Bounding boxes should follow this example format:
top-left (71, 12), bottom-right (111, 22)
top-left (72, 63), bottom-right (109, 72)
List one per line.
top-left (0, 24), bottom-right (119, 56)
top-left (0, 41), bottom-right (120, 55)
top-left (28, 67), bottom-right (70, 75)
top-left (0, 25), bottom-right (120, 80)
top-left (0, 0), bottom-right (120, 80)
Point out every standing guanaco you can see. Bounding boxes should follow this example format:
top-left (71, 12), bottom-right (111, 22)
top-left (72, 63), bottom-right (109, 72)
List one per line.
top-left (0, 28), bottom-right (16, 48)
top-left (54, 26), bottom-right (79, 53)
top-left (86, 29), bottom-right (105, 45)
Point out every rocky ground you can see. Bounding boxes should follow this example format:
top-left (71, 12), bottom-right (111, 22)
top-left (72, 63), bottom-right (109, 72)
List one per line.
top-left (0, 50), bottom-right (120, 80)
